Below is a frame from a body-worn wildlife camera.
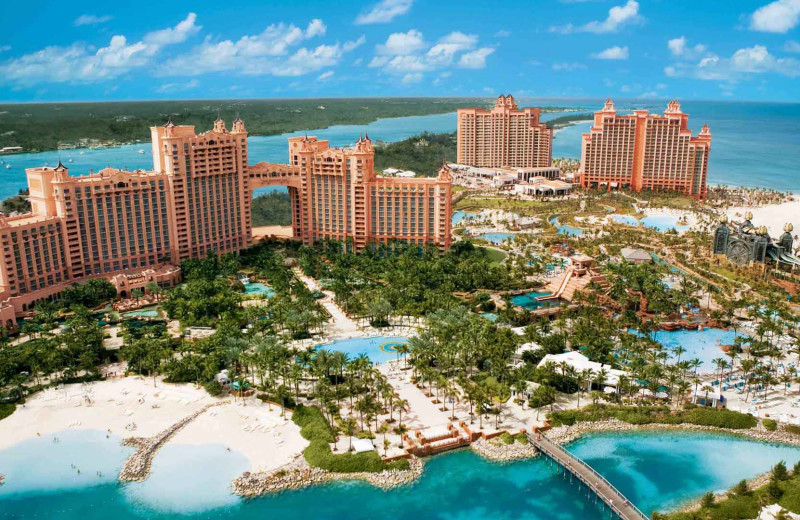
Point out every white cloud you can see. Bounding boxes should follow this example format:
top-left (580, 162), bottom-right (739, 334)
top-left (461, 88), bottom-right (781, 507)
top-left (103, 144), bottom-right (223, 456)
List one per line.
top-left (494, 30), bottom-right (511, 38)
top-left (550, 0), bottom-right (643, 34)
top-left (458, 48), bottom-right (494, 68)
top-left (666, 44), bottom-right (800, 80)
top-left (74, 14), bottom-right (113, 26)
top-left (161, 19), bottom-right (359, 77)
top-left (401, 72), bottom-right (423, 84)
top-left (0, 13), bottom-right (200, 86)
top-left (667, 36), bottom-right (707, 59)
top-left (749, 0), bottom-right (800, 33)
top-left (592, 45), bottom-right (629, 60)
top-left (318, 70), bottom-right (334, 81)
top-left (785, 40), bottom-right (800, 53)
top-left (155, 79), bottom-right (199, 93)
top-left (552, 62), bottom-right (587, 71)
top-left (343, 35), bottom-right (366, 52)
top-left (305, 19), bottom-right (327, 38)
top-left (355, 0), bottom-right (413, 25)
top-left (369, 29), bottom-right (494, 82)
top-left (376, 30), bottom-right (426, 55)
top-left (0, 45), bottom-right (11, 53)
top-left (142, 13), bottom-right (200, 50)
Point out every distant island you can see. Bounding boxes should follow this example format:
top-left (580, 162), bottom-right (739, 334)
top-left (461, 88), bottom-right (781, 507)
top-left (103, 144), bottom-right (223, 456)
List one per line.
top-left (0, 98), bottom-right (579, 153)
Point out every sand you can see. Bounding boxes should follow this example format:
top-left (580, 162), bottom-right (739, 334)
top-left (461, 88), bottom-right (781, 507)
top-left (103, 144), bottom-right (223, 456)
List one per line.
top-left (0, 376), bottom-right (308, 474)
top-left (725, 199), bottom-right (800, 239)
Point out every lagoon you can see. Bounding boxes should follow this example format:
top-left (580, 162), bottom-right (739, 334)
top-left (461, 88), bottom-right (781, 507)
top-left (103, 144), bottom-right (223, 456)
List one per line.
top-left (2, 430), bottom-right (800, 519)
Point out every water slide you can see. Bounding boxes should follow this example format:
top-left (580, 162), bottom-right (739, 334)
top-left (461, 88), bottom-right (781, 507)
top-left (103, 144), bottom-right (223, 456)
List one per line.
top-left (537, 266), bottom-right (574, 301)
top-left (768, 250), bottom-right (800, 267)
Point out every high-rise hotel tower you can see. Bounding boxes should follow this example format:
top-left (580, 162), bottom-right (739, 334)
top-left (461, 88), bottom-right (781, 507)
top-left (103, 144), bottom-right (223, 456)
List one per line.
top-left (0, 117), bottom-right (452, 325)
top-left (457, 94), bottom-right (553, 168)
top-left (579, 99), bottom-right (712, 199)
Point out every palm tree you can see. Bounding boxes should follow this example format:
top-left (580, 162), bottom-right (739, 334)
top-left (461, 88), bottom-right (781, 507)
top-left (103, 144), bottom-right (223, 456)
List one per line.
top-left (342, 416), bottom-right (358, 452)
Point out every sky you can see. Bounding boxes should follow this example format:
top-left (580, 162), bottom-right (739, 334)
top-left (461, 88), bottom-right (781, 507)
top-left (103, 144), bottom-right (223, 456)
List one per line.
top-left (2, 0), bottom-right (800, 102)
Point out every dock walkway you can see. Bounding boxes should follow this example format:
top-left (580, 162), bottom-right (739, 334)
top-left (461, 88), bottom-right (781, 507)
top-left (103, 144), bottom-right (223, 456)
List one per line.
top-left (527, 432), bottom-right (649, 520)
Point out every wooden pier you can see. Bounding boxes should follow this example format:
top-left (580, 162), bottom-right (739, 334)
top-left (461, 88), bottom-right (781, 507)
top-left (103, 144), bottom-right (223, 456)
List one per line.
top-left (527, 432), bottom-right (650, 520)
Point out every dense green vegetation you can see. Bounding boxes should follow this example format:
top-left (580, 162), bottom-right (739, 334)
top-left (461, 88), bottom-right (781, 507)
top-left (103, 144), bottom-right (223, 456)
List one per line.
top-left (548, 404), bottom-right (758, 429)
top-left (299, 241), bottom-right (527, 318)
top-left (293, 405), bottom-right (409, 473)
top-left (0, 98), bottom-right (481, 152)
top-left (658, 462), bottom-right (800, 520)
top-left (0, 403), bottom-right (15, 421)
top-left (374, 132), bottom-right (456, 176)
top-left (545, 113), bottom-right (592, 129)
top-left (251, 191), bottom-right (292, 227)
top-left (0, 189), bottom-right (30, 215)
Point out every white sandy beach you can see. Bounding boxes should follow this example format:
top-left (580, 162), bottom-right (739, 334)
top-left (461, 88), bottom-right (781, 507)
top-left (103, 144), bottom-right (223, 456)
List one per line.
top-left (725, 199), bottom-right (800, 239)
top-left (0, 376), bottom-right (308, 474)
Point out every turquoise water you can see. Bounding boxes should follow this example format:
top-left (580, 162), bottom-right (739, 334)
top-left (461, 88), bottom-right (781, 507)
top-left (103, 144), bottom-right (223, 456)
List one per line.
top-left (648, 328), bottom-right (740, 372)
top-left (478, 232), bottom-right (515, 244)
top-left (3, 430), bottom-right (800, 519)
top-left (243, 282), bottom-right (275, 298)
top-left (452, 210), bottom-right (478, 227)
top-left (641, 215), bottom-right (691, 232)
top-left (122, 307), bottom-right (159, 318)
top-left (316, 336), bottom-right (408, 364)
top-left (6, 100), bottom-right (800, 204)
top-left (609, 214), bottom-right (640, 226)
top-left (511, 291), bottom-right (557, 310)
top-left (549, 216), bottom-right (584, 236)
top-left (480, 312), bottom-right (499, 322)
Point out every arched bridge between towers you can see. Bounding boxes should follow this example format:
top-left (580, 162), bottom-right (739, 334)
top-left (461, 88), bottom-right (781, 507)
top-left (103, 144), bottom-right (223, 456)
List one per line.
top-left (527, 432), bottom-right (649, 520)
top-left (248, 162), bottom-right (302, 190)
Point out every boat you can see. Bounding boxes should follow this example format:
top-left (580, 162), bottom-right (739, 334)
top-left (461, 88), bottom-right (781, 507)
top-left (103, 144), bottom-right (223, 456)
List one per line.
top-left (5, 164), bottom-right (10, 169)
top-left (137, 149), bottom-right (145, 154)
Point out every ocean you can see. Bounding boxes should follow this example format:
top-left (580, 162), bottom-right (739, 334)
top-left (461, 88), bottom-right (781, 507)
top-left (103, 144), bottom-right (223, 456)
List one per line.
top-left (0, 98), bottom-right (798, 202)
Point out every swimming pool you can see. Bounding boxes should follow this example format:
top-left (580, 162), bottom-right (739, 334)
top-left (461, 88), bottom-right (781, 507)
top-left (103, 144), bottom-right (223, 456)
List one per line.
top-left (549, 216), bottom-right (583, 236)
top-left (480, 312), bottom-right (499, 322)
top-left (609, 214), bottom-right (639, 226)
top-left (452, 210), bottom-right (478, 226)
top-left (634, 328), bottom-right (743, 372)
top-left (122, 307), bottom-right (159, 318)
top-left (315, 336), bottom-right (409, 364)
top-left (641, 215), bottom-right (691, 232)
top-left (511, 291), bottom-right (558, 310)
top-left (477, 232), bottom-right (515, 244)
top-left (243, 282), bottom-right (276, 298)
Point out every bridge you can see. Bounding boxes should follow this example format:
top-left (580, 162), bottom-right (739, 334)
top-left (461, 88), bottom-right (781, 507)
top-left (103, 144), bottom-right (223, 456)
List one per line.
top-left (527, 432), bottom-right (650, 520)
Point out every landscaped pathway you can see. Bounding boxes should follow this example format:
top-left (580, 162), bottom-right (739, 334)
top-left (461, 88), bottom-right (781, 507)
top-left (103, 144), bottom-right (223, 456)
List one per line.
top-left (292, 268), bottom-right (358, 334)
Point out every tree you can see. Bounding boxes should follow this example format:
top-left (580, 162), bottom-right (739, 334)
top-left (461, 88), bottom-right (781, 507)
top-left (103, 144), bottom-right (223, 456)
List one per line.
top-left (342, 416), bottom-right (358, 452)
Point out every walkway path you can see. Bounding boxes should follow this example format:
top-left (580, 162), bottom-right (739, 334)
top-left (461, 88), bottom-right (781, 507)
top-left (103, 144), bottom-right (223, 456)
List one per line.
top-left (528, 432), bottom-right (649, 520)
top-left (292, 268), bottom-right (358, 334)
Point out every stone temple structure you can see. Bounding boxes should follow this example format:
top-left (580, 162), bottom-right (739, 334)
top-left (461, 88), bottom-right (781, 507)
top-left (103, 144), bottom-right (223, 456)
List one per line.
top-left (713, 214), bottom-right (800, 270)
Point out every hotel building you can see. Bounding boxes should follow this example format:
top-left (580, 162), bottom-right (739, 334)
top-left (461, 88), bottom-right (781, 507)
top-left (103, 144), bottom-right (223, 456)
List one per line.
top-left (0, 118), bottom-right (452, 326)
top-left (578, 99), bottom-right (712, 199)
top-left (457, 94), bottom-right (553, 169)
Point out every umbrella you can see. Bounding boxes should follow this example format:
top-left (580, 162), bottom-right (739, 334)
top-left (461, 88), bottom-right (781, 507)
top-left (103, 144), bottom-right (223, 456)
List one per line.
top-left (603, 386), bottom-right (617, 394)
top-left (655, 391), bottom-right (669, 399)
top-left (639, 388), bottom-right (654, 397)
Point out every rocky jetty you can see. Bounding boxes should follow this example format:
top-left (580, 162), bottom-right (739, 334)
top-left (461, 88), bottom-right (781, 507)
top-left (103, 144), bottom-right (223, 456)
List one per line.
top-left (545, 418), bottom-right (800, 448)
top-left (119, 401), bottom-right (225, 482)
top-left (232, 455), bottom-right (424, 496)
top-left (471, 436), bottom-right (539, 462)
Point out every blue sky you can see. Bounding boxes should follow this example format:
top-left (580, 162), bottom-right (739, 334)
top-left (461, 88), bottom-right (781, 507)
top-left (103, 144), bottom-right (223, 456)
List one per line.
top-left (2, 0), bottom-right (800, 102)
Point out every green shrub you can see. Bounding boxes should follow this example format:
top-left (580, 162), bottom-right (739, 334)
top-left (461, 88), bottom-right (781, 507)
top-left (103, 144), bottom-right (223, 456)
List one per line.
top-left (786, 425), bottom-right (800, 436)
top-left (763, 418), bottom-right (778, 431)
top-left (0, 403), bottom-right (15, 421)
top-left (700, 492), bottom-right (715, 508)
top-left (548, 405), bottom-right (756, 430)
top-left (292, 405), bottom-right (409, 473)
top-left (773, 461), bottom-right (789, 481)
top-left (203, 380), bottom-right (224, 397)
top-left (498, 432), bottom-right (514, 445)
